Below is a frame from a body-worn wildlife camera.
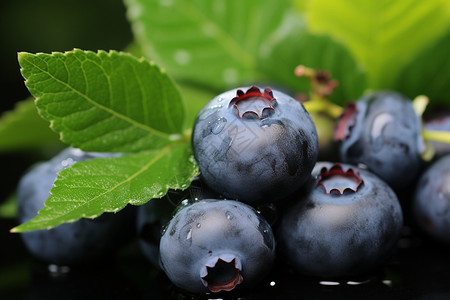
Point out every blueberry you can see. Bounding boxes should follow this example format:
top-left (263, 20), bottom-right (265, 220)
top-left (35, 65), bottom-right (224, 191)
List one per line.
top-left (159, 199), bottom-right (276, 293)
top-left (17, 147), bottom-right (135, 265)
top-left (278, 162), bottom-right (403, 278)
top-left (137, 176), bottom-right (219, 267)
top-left (335, 91), bottom-right (425, 190)
top-left (192, 85), bottom-right (319, 204)
top-left (412, 154), bottom-right (450, 246)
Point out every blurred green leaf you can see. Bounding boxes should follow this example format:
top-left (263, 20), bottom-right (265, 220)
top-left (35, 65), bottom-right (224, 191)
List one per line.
top-left (19, 50), bottom-right (185, 152)
top-left (125, 0), bottom-right (299, 89)
top-left (260, 27), bottom-right (367, 104)
top-left (0, 262), bottom-right (30, 291)
top-left (0, 193), bottom-right (17, 219)
top-left (0, 99), bottom-right (62, 152)
top-left (395, 29), bottom-right (450, 105)
top-left (304, 0), bottom-right (450, 89)
top-left (11, 143), bottom-right (198, 232)
top-left (177, 83), bottom-right (216, 130)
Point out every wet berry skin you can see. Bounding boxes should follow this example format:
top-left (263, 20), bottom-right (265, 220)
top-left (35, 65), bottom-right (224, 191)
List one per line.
top-left (335, 91), bottom-right (424, 191)
top-left (159, 199), bottom-right (276, 294)
top-left (17, 148), bottom-right (135, 265)
top-left (412, 154), bottom-right (450, 246)
top-left (278, 162), bottom-right (403, 278)
top-left (192, 86), bottom-right (318, 204)
top-left (137, 177), bottom-right (219, 267)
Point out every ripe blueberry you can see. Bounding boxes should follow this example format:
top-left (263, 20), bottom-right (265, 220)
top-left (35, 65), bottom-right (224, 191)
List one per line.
top-left (278, 162), bottom-right (403, 278)
top-left (192, 86), bottom-right (319, 204)
top-left (137, 177), bottom-right (219, 267)
top-left (159, 199), bottom-right (276, 293)
top-left (335, 91), bottom-right (425, 191)
top-left (412, 154), bottom-right (450, 246)
top-left (17, 147), bottom-right (135, 265)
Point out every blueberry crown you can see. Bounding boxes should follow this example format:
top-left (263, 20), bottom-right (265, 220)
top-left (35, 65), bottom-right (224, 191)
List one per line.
top-left (316, 163), bottom-right (364, 195)
top-left (229, 85), bottom-right (277, 119)
top-left (334, 102), bottom-right (358, 141)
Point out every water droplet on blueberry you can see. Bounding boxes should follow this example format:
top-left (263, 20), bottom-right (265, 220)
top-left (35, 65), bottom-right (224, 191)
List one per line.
top-left (199, 105), bottom-right (223, 120)
top-left (211, 117), bottom-right (227, 135)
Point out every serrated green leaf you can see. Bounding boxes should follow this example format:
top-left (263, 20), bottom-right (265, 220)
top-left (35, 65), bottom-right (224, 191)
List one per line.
top-left (125, 0), bottom-right (298, 88)
top-left (260, 27), bottom-right (367, 104)
top-left (0, 98), bottom-right (62, 152)
top-left (395, 29), bottom-right (450, 105)
top-left (11, 142), bottom-right (198, 232)
top-left (304, 0), bottom-right (450, 89)
top-left (19, 49), bottom-right (185, 152)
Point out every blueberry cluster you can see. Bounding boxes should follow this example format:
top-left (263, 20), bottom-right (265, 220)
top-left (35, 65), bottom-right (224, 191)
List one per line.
top-left (148, 86), bottom-right (410, 294)
top-left (17, 86), bottom-right (450, 296)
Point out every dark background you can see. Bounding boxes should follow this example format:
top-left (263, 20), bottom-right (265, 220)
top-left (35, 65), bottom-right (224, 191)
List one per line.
top-left (0, 0), bottom-right (133, 113)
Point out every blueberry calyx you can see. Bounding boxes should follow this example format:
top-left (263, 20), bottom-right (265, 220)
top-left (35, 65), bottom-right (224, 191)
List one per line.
top-left (200, 255), bottom-right (243, 293)
top-left (229, 85), bottom-right (277, 119)
top-left (334, 102), bottom-right (358, 141)
top-left (316, 163), bottom-right (364, 195)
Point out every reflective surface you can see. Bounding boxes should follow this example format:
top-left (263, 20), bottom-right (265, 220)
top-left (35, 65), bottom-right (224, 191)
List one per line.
top-left (1, 217), bottom-right (449, 300)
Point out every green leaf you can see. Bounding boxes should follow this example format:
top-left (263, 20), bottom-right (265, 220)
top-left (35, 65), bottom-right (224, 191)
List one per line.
top-left (0, 98), bottom-right (62, 152)
top-left (125, 0), bottom-right (298, 88)
top-left (19, 49), bottom-right (185, 152)
top-left (177, 83), bottom-right (216, 130)
top-left (304, 0), bottom-right (450, 89)
top-left (395, 29), bottom-right (450, 105)
top-left (0, 193), bottom-right (17, 219)
top-left (260, 27), bottom-right (367, 104)
top-left (11, 142), bottom-right (198, 232)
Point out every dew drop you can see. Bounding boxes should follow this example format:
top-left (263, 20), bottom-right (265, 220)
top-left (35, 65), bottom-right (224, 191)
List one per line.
top-left (169, 134), bottom-right (182, 141)
top-left (180, 224), bottom-right (193, 246)
top-left (199, 105), bottom-right (223, 120)
top-left (223, 68), bottom-right (239, 85)
top-left (196, 223), bottom-right (201, 228)
top-left (211, 117), bottom-right (227, 135)
top-left (61, 158), bottom-right (75, 168)
top-left (319, 281), bottom-right (340, 286)
top-left (174, 49), bottom-right (191, 66)
top-left (202, 23), bottom-right (216, 36)
top-left (127, 2), bottom-right (143, 19)
top-left (159, 0), bottom-right (173, 7)
top-left (161, 224), bottom-right (168, 236)
top-left (48, 264), bottom-right (71, 276)
top-left (225, 211), bottom-right (234, 220)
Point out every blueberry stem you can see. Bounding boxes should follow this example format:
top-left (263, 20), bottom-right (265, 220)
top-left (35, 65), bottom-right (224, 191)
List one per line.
top-left (303, 97), bottom-right (343, 119)
top-left (294, 64), bottom-right (342, 119)
top-left (412, 95), bottom-right (429, 117)
top-left (183, 128), bottom-right (192, 142)
top-left (423, 130), bottom-right (450, 144)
